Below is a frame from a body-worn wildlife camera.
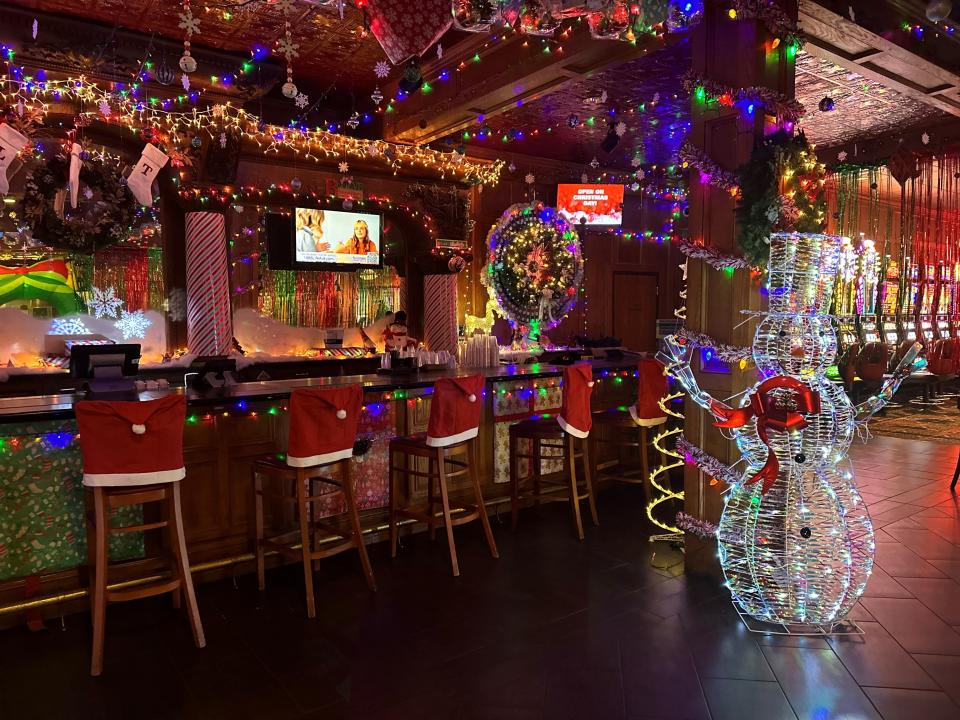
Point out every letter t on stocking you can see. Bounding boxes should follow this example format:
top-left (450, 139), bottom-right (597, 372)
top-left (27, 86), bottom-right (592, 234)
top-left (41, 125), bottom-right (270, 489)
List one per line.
top-left (127, 143), bottom-right (169, 206)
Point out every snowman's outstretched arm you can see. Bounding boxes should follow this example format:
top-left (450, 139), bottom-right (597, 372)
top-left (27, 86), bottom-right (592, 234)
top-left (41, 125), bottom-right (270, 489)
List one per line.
top-left (855, 342), bottom-right (922, 421)
top-left (656, 335), bottom-right (732, 418)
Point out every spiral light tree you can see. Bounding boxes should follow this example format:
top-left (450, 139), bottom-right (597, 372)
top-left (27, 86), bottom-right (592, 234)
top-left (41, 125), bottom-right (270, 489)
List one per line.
top-left (658, 233), bottom-right (921, 629)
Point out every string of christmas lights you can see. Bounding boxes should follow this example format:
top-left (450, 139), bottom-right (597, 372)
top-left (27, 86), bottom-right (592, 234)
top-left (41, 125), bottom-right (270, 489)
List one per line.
top-left (684, 71), bottom-right (804, 123)
top-left (678, 141), bottom-right (741, 196)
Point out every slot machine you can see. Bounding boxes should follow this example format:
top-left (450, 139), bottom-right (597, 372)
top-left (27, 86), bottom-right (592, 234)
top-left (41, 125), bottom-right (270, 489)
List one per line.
top-left (858, 238), bottom-right (881, 344)
top-left (951, 262), bottom-right (960, 339)
top-left (936, 263), bottom-right (953, 339)
top-left (879, 259), bottom-right (901, 347)
top-left (918, 264), bottom-right (937, 343)
top-left (833, 236), bottom-right (859, 352)
top-left (897, 262), bottom-right (919, 343)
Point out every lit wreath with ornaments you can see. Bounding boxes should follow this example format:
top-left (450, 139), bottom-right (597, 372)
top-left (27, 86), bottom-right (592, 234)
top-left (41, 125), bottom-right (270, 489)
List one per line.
top-left (485, 202), bottom-right (583, 330)
top-left (22, 147), bottom-right (138, 254)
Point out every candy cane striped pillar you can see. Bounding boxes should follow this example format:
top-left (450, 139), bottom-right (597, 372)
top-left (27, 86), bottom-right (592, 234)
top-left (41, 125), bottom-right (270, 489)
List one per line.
top-left (423, 274), bottom-right (458, 354)
top-left (185, 212), bottom-right (232, 356)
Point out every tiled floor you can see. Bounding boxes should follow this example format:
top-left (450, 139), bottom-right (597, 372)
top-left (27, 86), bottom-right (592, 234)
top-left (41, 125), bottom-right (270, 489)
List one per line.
top-left (1, 435), bottom-right (959, 719)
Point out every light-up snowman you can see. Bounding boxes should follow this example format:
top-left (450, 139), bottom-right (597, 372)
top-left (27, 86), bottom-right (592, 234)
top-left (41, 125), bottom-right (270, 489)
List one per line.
top-left (658, 233), bottom-right (921, 627)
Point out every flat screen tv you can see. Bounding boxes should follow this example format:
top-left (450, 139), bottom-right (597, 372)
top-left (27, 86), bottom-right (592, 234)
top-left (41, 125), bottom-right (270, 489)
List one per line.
top-left (557, 183), bottom-right (624, 226)
top-left (266, 208), bottom-right (383, 271)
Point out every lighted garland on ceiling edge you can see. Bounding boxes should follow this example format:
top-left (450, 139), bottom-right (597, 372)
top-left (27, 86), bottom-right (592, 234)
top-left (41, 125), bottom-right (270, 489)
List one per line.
top-left (0, 77), bottom-right (503, 185)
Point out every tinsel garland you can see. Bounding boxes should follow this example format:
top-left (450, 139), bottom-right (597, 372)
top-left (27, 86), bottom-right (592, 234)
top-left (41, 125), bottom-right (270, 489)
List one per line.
top-left (675, 238), bottom-right (757, 271)
top-left (675, 511), bottom-right (718, 539)
top-left (675, 434), bottom-right (742, 486)
top-left (679, 142), bottom-right (741, 196)
top-left (684, 72), bottom-right (805, 123)
top-left (675, 327), bottom-right (753, 364)
top-left (730, 0), bottom-right (801, 45)
top-left (147, 247), bottom-right (166, 312)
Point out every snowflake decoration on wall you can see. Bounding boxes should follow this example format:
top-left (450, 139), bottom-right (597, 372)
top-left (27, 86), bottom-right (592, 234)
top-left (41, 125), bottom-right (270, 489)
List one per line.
top-left (374, 60), bottom-right (391, 79)
top-left (178, 9), bottom-right (200, 35)
top-left (114, 310), bottom-right (151, 340)
top-left (87, 286), bottom-right (124, 318)
top-left (614, 121), bottom-right (627, 137)
top-left (50, 317), bottom-right (90, 335)
top-left (524, 173), bottom-right (536, 185)
top-left (295, 92), bottom-right (309, 109)
top-left (276, 37), bottom-right (300, 59)
top-left (338, 161), bottom-right (350, 173)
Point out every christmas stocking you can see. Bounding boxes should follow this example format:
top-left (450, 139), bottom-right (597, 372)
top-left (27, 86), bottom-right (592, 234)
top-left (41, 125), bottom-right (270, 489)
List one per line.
top-left (126, 143), bottom-right (169, 206)
top-left (0, 123), bottom-right (29, 195)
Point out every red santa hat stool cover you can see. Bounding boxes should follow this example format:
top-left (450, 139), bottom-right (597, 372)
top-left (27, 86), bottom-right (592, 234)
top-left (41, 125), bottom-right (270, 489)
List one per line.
top-left (252, 384), bottom-right (376, 618)
top-left (389, 374), bottom-right (499, 576)
top-left (509, 364), bottom-right (599, 540)
top-left (630, 358), bottom-right (669, 427)
top-left (286, 384), bottom-right (364, 466)
top-left (426, 374), bottom-right (485, 447)
top-left (74, 395), bottom-right (205, 676)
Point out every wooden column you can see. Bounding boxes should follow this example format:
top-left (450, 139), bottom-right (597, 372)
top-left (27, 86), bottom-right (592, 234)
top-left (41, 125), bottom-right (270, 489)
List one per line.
top-left (683, 0), bottom-right (798, 572)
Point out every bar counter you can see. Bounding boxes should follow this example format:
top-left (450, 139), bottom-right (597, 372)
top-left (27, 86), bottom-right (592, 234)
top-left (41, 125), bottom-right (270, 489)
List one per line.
top-left (0, 360), bottom-right (640, 624)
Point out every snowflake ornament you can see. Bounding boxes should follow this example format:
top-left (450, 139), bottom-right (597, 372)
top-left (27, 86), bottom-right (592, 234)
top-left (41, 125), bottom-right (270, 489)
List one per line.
top-left (181, 73), bottom-right (191, 91)
top-left (614, 121), bottom-right (627, 137)
top-left (374, 60), bottom-right (391, 79)
top-left (635, 168), bottom-right (646, 180)
top-left (50, 317), bottom-right (90, 335)
top-left (98, 100), bottom-right (111, 118)
top-left (178, 9), bottom-right (200, 35)
top-left (837, 150), bottom-right (848, 162)
top-left (87, 286), bottom-right (124, 318)
top-left (436, 43), bottom-right (443, 59)
top-left (524, 173), bottom-right (536, 185)
top-left (365, 143), bottom-right (379, 157)
top-left (277, 37), bottom-right (300, 59)
top-left (295, 92), bottom-right (309, 109)
top-left (589, 156), bottom-right (600, 169)
top-left (922, 132), bottom-right (931, 145)
top-left (114, 310), bottom-right (151, 340)
top-left (338, 161), bottom-right (350, 173)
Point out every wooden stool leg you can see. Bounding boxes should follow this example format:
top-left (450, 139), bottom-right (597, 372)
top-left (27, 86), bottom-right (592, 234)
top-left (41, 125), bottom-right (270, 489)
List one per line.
top-left (295, 469), bottom-right (317, 618)
top-left (566, 434), bottom-right (585, 541)
top-left (341, 460), bottom-right (377, 592)
top-left (389, 447), bottom-right (399, 558)
top-left (436, 449), bottom-right (461, 577)
top-left (90, 487), bottom-right (109, 677)
top-left (168, 494), bottom-right (182, 610)
top-left (640, 427), bottom-right (654, 504)
top-left (582, 438), bottom-right (599, 527)
top-left (952, 448), bottom-right (960, 491)
top-left (252, 468), bottom-right (266, 591)
top-left (427, 457), bottom-right (436, 541)
top-left (533, 438), bottom-right (542, 506)
top-left (84, 493), bottom-right (96, 614)
top-left (509, 431), bottom-right (520, 531)
top-left (170, 483), bottom-right (206, 649)
top-left (469, 439), bottom-right (499, 559)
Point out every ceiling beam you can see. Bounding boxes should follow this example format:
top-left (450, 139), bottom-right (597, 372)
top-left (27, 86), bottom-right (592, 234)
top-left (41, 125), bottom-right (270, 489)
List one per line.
top-left (799, 0), bottom-right (960, 117)
top-left (381, 25), bottom-right (658, 146)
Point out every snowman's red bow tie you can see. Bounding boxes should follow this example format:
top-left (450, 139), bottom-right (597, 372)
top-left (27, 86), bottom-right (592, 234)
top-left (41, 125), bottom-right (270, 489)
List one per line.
top-left (709, 376), bottom-right (821, 494)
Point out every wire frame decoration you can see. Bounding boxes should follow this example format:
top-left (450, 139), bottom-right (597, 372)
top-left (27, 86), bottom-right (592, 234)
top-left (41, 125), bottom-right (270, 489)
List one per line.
top-left (484, 202), bottom-right (583, 331)
top-left (658, 232), bottom-right (920, 629)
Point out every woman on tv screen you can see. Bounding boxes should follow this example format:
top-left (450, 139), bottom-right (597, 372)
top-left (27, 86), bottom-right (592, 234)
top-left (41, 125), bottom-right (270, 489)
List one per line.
top-left (335, 219), bottom-right (377, 255)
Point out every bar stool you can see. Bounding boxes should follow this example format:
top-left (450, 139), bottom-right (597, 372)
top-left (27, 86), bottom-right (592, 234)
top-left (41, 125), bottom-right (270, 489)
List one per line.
top-left (389, 374), bottom-right (499, 577)
top-left (75, 395), bottom-right (205, 677)
top-left (591, 358), bottom-right (669, 503)
top-left (509, 364), bottom-right (598, 540)
top-left (252, 385), bottom-right (375, 619)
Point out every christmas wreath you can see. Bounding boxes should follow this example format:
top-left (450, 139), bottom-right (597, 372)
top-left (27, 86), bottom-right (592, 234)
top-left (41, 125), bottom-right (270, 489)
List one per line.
top-left (735, 131), bottom-right (826, 267)
top-left (23, 150), bottom-right (138, 254)
top-left (485, 202), bottom-right (583, 332)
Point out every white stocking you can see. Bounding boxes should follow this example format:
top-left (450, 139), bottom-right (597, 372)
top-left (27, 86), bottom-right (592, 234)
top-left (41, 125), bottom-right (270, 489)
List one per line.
top-left (126, 143), bottom-right (169, 206)
top-left (0, 124), bottom-right (29, 196)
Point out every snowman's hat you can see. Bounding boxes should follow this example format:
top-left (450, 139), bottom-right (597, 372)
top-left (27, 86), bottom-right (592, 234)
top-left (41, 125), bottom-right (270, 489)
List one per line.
top-left (764, 233), bottom-right (843, 317)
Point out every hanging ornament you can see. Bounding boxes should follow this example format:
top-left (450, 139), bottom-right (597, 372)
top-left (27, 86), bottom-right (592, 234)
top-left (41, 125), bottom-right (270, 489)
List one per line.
top-left (580, 172), bottom-right (588, 183)
top-left (374, 60), bottom-right (391, 79)
top-left (277, 4), bottom-right (301, 101)
top-left (219, 131), bottom-right (227, 149)
top-left (338, 160), bottom-right (350, 173)
top-left (524, 172), bottom-right (535, 185)
top-left (155, 56), bottom-right (176, 86)
top-left (181, 73), bottom-right (191, 91)
top-left (567, 113), bottom-right (580, 128)
top-left (371, 86), bottom-right (384, 106)
top-left (295, 92), bottom-right (309, 109)
top-left (589, 156), bottom-right (600, 169)
top-left (346, 111), bottom-right (361, 130)
top-left (178, 0), bottom-right (199, 73)
top-left (614, 121), bottom-right (627, 137)
top-left (926, 0), bottom-right (953, 22)
top-left (290, 176), bottom-right (302, 191)
top-left (343, 198), bottom-right (354, 210)
top-left (818, 97), bottom-right (835, 112)
top-left (508, 162), bottom-right (517, 173)
top-left (191, 136), bottom-right (202, 149)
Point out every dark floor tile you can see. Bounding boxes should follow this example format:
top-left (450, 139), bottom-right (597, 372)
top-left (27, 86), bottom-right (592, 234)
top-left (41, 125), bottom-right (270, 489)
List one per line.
top-left (761, 646), bottom-right (882, 720)
top-left (862, 687), bottom-right (960, 720)
top-left (542, 666), bottom-right (625, 720)
top-left (897, 577), bottom-right (960, 625)
top-left (679, 601), bottom-right (775, 681)
top-left (701, 678), bottom-right (797, 720)
top-left (930, 559), bottom-right (960, 581)
top-left (875, 542), bottom-right (948, 579)
top-left (860, 597), bottom-right (960, 655)
top-left (914, 655), bottom-right (960, 707)
top-left (826, 621), bottom-right (939, 690)
top-left (863, 566), bottom-right (915, 599)
top-left (884, 528), bottom-right (960, 561)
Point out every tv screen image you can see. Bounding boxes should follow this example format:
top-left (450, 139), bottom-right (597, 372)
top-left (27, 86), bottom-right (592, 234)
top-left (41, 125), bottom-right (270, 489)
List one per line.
top-left (556, 184), bottom-right (624, 226)
top-left (294, 208), bottom-right (381, 266)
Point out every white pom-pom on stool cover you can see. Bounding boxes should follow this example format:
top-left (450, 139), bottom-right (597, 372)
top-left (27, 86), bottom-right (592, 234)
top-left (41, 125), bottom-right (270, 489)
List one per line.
top-left (76, 395), bottom-right (187, 487)
top-left (426, 374), bottom-right (485, 447)
top-left (557, 364), bottom-right (596, 439)
top-left (286, 385), bottom-right (363, 467)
